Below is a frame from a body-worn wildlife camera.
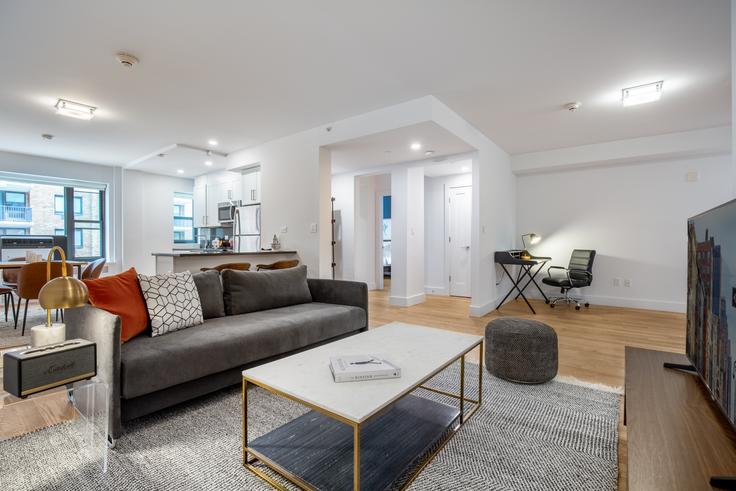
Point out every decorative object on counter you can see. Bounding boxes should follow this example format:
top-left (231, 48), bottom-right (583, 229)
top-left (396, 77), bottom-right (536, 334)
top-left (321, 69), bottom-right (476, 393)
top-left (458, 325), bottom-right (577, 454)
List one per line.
top-left (271, 234), bottom-right (281, 250)
top-left (200, 262), bottom-right (251, 272)
top-left (137, 271), bottom-right (204, 337)
top-left (211, 237), bottom-right (222, 249)
top-left (256, 259), bottom-right (299, 271)
top-left (2, 339), bottom-right (96, 398)
top-left (32, 246), bottom-right (89, 347)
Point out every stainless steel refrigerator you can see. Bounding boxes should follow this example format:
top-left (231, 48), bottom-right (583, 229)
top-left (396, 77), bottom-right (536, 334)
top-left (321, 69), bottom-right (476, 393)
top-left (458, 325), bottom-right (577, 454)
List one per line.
top-left (232, 204), bottom-right (261, 252)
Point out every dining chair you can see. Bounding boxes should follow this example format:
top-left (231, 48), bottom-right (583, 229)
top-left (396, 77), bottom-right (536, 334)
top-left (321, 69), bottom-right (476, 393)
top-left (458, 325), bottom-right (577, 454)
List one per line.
top-left (1, 257), bottom-right (23, 325)
top-left (1, 286), bottom-right (15, 323)
top-left (255, 259), bottom-right (299, 271)
top-left (200, 262), bottom-right (251, 272)
top-left (81, 257), bottom-right (107, 279)
top-left (14, 261), bottom-right (73, 335)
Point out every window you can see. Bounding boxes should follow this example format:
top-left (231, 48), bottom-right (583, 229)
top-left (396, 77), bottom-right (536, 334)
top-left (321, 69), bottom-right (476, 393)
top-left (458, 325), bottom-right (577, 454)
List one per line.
top-left (74, 229), bottom-right (83, 248)
top-left (173, 192), bottom-right (195, 243)
top-left (54, 228), bottom-right (64, 235)
top-left (73, 196), bottom-right (83, 216)
top-left (0, 227), bottom-right (29, 235)
top-left (54, 195), bottom-right (65, 215)
top-left (2, 191), bottom-right (27, 206)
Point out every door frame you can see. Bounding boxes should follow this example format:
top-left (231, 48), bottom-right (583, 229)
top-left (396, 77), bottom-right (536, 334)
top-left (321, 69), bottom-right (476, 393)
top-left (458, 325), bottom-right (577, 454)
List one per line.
top-left (445, 184), bottom-right (472, 297)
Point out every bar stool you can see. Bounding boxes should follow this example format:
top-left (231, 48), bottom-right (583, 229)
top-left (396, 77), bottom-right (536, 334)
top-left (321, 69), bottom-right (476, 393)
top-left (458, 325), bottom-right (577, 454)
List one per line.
top-left (255, 260), bottom-right (299, 271)
top-left (200, 262), bottom-right (251, 272)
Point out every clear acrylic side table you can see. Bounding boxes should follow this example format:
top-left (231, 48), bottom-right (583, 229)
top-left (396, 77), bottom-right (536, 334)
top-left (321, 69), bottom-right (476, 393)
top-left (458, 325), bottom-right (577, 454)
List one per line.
top-left (0, 380), bottom-right (109, 473)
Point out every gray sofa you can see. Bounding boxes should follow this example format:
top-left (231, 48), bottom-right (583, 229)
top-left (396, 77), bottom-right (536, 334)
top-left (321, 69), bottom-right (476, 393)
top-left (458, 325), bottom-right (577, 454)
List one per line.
top-left (66, 266), bottom-right (368, 440)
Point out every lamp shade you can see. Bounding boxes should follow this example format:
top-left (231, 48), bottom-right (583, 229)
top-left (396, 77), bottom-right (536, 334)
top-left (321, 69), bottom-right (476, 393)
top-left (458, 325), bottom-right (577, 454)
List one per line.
top-left (529, 233), bottom-right (541, 245)
top-left (39, 276), bottom-right (89, 310)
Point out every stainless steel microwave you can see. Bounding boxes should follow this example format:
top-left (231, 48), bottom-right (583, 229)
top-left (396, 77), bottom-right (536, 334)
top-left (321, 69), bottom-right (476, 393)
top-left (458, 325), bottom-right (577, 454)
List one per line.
top-left (217, 200), bottom-right (241, 224)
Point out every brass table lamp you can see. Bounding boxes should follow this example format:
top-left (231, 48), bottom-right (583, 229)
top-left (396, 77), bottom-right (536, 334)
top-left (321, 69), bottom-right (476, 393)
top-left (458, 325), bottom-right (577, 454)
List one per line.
top-left (520, 233), bottom-right (541, 260)
top-left (31, 246), bottom-right (89, 347)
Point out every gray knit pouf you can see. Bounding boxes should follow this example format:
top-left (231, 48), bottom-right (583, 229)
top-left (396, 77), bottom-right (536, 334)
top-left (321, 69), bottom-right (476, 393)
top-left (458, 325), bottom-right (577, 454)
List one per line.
top-left (485, 317), bottom-right (558, 384)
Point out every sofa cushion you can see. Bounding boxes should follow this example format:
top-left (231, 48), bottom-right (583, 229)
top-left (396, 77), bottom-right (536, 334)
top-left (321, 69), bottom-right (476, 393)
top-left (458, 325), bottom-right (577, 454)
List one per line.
top-left (222, 265), bottom-right (312, 315)
top-left (83, 267), bottom-right (149, 343)
top-left (138, 271), bottom-right (204, 337)
top-left (191, 270), bottom-right (225, 319)
top-left (120, 302), bottom-right (366, 399)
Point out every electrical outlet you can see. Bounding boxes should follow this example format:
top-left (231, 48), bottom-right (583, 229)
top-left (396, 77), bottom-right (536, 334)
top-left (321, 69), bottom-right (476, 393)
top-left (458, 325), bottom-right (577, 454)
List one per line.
top-left (624, 279), bottom-right (632, 288)
top-left (280, 226), bottom-right (288, 233)
top-left (613, 278), bottom-right (621, 287)
top-left (310, 223), bottom-right (318, 233)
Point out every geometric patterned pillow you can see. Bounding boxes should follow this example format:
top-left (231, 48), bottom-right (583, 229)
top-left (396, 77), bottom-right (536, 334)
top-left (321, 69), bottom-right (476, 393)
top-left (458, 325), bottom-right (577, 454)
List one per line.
top-left (137, 271), bottom-right (204, 337)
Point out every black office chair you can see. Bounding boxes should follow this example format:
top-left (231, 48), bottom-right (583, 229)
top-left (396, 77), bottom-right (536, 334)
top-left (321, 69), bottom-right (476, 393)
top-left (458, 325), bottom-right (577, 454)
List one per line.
top-left (542, 249), bottom-right (596, 310)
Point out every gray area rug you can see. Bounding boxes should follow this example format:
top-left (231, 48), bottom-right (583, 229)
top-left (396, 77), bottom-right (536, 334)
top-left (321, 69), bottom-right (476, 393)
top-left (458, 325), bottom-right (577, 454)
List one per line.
top-left (0, 298), bottom-right (40, 346)
top-left (0, 362), bottom-right (619, 491)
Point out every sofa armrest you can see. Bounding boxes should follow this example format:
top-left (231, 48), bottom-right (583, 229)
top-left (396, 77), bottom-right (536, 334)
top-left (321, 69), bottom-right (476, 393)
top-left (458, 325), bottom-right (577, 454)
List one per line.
top-left (307, 278), bottom-right (369, 330)
top-left (65, 305), bottom-right (123, 440)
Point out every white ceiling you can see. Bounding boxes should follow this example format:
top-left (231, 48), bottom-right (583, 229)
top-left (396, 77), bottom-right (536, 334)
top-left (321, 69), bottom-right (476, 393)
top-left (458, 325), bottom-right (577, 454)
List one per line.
top-left (424, 159), bottom-right (473, 178)
top-left (0, 0), bottom-right (729, 177)
top-left (328, 122), bottom-right (473, 174)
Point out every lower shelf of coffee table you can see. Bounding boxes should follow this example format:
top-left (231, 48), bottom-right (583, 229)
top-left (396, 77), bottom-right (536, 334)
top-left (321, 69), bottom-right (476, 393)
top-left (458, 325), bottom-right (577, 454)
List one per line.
top-left (249, 393), bottom-right (460, 490)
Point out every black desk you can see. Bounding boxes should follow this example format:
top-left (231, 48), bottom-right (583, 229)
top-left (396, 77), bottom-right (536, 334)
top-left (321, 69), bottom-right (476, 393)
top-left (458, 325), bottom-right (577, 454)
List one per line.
top-left (494, 251), bottom-right (551, 314)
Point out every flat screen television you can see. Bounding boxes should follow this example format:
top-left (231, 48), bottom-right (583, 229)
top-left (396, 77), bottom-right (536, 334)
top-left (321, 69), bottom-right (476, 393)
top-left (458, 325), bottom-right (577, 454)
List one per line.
top-left (687, 198), bottom-right (736, 429)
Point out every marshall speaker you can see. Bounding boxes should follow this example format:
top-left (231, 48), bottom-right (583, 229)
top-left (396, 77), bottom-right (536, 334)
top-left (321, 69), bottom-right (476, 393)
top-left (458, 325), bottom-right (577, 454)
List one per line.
top-left (3, 339), bottom-right (96, 398)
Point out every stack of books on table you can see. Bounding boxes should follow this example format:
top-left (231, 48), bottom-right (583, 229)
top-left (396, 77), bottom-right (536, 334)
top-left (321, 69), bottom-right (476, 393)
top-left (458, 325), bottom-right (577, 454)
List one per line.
top-left (329, 355), bottom-right (401, 383)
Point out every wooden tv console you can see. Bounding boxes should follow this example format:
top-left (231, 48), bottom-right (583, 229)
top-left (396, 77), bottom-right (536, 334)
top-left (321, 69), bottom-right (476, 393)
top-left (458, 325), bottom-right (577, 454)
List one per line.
top-left (625, 347), bottom-right (736, 490)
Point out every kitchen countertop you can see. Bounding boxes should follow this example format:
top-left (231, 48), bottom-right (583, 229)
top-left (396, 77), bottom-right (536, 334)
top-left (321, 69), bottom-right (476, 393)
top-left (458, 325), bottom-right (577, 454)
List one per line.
top-left (152, 250), bottom-right (297, 257)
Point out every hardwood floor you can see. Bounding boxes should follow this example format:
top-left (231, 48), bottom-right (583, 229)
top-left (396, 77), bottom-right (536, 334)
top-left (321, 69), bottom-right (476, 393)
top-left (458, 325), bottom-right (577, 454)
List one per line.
top-left (370, 286), bottom-right (686, 491)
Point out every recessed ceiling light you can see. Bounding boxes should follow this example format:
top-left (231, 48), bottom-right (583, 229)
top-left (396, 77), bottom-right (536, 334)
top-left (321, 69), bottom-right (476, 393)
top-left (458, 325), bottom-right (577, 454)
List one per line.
top-left (205, 161), bottom-right (213, 167)
top-left (55, 99), bottom-right (96, 120)
top-left (622, 81), bottom-right (663, 107)
top-left (410, 142), bottom-right (422, 151)
top-left (176, 169), bottom-right (184, 174)
top-left (424, 150), bottom-right (435, 157)
top-left (208, 139), bottom-right (218, 146)
top-left (461, 166), bottom-right (469, 172)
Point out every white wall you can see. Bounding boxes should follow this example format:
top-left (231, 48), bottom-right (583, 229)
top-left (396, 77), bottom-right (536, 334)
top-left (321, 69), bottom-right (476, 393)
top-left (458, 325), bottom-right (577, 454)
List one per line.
top-left (390, 166), bottom-right (425, 306)
top-left (516, 153), bottom-right (732, 312)
top-left (424, 172), bottom-right (472, 295)
top-left (122, 170), bottom-right (194, 275)
top-left (331, 173), bottom-right (355, 280)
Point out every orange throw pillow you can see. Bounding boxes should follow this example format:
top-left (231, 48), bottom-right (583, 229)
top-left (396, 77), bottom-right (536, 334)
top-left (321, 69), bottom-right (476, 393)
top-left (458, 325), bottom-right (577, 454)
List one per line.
top-left (83, 267), bottom-right (149, 343)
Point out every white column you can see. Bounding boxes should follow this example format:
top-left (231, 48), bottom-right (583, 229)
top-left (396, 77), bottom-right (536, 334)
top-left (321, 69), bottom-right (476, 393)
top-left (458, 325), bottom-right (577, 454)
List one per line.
top-left (390, 166), bottom-right (425, 306)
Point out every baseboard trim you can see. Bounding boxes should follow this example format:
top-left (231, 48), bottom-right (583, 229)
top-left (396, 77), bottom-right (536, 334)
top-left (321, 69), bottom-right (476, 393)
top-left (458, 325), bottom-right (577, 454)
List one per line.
top-left (524, 290), bottom-right (685, 313)
top-left (424, 285), bottom-right (448, 296)
top-left (389, 293), bottom-right (426, 307)
top-left (469, 298), bottom-right (497, 317)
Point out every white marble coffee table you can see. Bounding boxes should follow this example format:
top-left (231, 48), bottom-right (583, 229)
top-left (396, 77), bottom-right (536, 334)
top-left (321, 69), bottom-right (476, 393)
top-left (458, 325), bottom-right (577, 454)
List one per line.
top-left (242, 322), bottom-right (483, 490)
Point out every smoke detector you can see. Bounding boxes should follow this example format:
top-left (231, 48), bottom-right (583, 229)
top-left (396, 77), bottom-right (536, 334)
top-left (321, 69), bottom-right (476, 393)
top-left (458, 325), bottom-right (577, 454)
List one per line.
top-left (564, 102), bottom-right (582, 112)
top-left (41, 133), bottom-right (54, 140)
top-left (116, 52), bottom-right (139, 68)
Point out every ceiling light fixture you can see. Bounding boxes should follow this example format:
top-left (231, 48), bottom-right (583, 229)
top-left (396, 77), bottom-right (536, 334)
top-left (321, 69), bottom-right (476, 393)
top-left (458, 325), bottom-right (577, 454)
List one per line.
top-left (424, 150), bottom-right (435, 157)
top-left (208, 139), bottom-right (218, 146)
top-left (55, 99), bottom-right (96, 120)
top-left (41, 133), bottom-right (54, 140)
top-left (622, 81), bottom-right (663, 107)
top-left (564, 102), bottom-right (582, 112)
top-left (116, 52), bottom-right (139, 68)
top-left (205, 161), bottom-right (213, 167)
top-left (176, 169), bottom-right (184, 174)
top-left (410, 142), bottom-right (422, 151)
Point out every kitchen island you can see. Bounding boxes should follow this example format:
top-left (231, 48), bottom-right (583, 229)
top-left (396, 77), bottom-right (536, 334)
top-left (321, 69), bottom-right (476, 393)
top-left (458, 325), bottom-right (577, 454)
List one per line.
top-left (152, 250), bottom-right (299, 274)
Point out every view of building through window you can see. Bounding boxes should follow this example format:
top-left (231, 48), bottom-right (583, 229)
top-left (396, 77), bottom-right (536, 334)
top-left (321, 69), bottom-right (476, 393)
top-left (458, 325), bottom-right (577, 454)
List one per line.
top-left (173, 192), bottom-right (195, 243)
top-left (0, 179), bottom-right (105, 259)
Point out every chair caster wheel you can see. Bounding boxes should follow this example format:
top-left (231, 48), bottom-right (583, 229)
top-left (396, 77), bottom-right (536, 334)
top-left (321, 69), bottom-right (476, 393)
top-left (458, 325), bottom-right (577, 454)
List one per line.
top-left (550, 304), bottom-right (555, 308)
top-left (584, 303), bottom-right (590, 308)
top-left (575, 305), bottom-right (581, 311)
top-left (545, 299), bottom-right (550, 304)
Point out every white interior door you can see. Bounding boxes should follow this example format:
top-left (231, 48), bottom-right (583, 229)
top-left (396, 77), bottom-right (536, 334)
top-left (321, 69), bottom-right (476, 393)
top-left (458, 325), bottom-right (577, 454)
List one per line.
top-left (448, 186), bottom-right (472, 297)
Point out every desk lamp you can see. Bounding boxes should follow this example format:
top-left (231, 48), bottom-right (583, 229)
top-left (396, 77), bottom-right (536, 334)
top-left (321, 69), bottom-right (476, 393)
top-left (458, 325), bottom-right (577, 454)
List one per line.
top-left (520, 233), bottom-right (541, 260)
top-left (31, 246), bottom-right (89, 347)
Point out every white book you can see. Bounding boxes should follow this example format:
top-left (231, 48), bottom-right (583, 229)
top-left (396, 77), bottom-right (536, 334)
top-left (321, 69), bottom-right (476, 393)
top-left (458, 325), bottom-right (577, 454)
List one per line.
top-left (329, 354), bottom-right (401, 383)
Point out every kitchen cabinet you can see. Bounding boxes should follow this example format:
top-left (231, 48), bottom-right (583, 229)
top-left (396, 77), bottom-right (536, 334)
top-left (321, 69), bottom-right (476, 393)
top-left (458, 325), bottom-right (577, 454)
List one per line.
top-left (242, 169), bottom-right (261, 205)
top-left (193, 185), bottom-right (208, 228)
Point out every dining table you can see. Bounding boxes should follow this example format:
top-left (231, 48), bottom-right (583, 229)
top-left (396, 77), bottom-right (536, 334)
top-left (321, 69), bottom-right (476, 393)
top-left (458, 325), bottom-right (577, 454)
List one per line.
top-left (0, 260), bottom-right (88, 279)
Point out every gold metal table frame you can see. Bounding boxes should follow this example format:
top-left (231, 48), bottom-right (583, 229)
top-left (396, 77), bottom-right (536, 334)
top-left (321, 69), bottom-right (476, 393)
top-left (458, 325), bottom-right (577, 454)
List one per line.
top-left (242, 339), bottom-right (484, 491)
